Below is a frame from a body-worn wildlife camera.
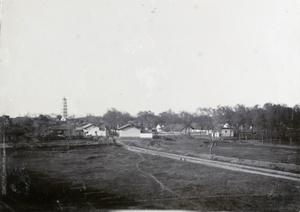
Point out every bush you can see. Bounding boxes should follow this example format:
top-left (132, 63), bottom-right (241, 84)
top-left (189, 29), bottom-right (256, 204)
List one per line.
top-left (7, 163), bottom-right (31, 198)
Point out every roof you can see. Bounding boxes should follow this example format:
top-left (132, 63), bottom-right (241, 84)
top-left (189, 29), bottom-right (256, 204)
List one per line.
top-left (164, 124), bottom-right (185, 132)
top-left (75, 123), bottom-right (93, 131)
top-left (222, 123), bottom-right (233, 129)
top-left (180, 125), bottom-right (194, 131)
top-left (118, 124), bottom-right (139, 131)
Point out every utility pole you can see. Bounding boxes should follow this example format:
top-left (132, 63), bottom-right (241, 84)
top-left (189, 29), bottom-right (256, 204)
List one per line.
top-left (1, 115), bottom-right (9, 196)
top-left (290, 109), bottom-right (294, 146)
top-left (0, 0), bottom-right (7, 195)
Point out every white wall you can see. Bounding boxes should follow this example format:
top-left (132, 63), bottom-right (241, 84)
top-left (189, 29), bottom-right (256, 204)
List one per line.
top-left (140, 133), bottom-right (153, 138)
top-left (119, 127), bottom-right (140, 137)
top-left (84, 126), bottom-right (106, 137)
top-left (221, 129), bottom-right (233, 137)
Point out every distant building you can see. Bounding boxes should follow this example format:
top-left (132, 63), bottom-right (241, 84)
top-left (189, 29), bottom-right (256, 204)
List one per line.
top-left (118, 124), bottom-right (141, 138)
top-left (45, 124), bottom-right (72, 137)
top-left (118, 124), bottom-right (153, 138)
top-left (180, 122), bottom-right (201, 134)
top-left (74, 123), bottom-right (107, 137)
top-left (209, 130), bottom-right (220, 138)
top-left (221, 123), bottom-right (234, 137)
top-left (156, 124), bottom-right (164, 132)
top-left (163, 124), bottom-right (185, 132)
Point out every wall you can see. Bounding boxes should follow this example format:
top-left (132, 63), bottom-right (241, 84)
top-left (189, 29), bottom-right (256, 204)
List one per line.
top-left (84, 126), bottom-right (106, 137)
top-left (119, 127), bottom-right (140, 137)
top-left (140, 133), bottom-right (153, 139)
top-left (221, 129), bottom-right (233, 137)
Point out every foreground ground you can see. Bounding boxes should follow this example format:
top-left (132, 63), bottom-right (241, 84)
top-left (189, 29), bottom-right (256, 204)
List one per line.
top-left (1, 138), bottom-right (300, 211)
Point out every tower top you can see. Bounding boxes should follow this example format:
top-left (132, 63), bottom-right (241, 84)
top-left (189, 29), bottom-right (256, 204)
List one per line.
top-left (62, 97), bottom-right (68, 121)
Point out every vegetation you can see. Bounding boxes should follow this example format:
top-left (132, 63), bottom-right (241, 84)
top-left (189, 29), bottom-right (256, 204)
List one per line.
top-left (2, 103), bottom-right (300, 144)
top-left (6, 144), bottom-right (300, 211)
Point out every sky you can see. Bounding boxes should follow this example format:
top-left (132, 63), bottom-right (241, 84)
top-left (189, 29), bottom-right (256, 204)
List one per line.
top-left (0, 0), bottom-right (299, 117)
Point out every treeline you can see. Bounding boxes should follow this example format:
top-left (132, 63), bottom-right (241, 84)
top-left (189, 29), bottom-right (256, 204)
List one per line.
top-left (101, 103), bottom-right (300, 143)
top-left (2, 103), bottom-right (300, 143)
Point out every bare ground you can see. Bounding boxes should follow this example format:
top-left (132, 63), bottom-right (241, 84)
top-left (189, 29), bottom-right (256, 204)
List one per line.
top-left (2, 141), bottom-right (300, 211)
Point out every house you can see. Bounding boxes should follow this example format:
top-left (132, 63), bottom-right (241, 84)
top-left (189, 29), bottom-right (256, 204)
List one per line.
top-left (118, 124), bottom-right (153, 138)
top-left (164, 124), bottom-right (185, 132)
top-left (118, 124), bottom-right (141, 137)
top-left (47, 124), bottom-right (71, 136)
top-left (208, 129), bottom-right (220, 138)
top-left (84, 125), bottom-right (107, 137)
top-left (221, 123), bottom-right (234, 137)
top-left (181, 125), bottom-right (194, 134)
top-left (156, 124), bottom-right (164, 132)
top-left (74, 123), bottom-right (107, 137)
top-left (180, 122), bottom-right (201, 134)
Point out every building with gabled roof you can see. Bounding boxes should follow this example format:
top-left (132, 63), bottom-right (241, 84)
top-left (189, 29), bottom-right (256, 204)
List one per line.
top-left (221, 123), bottom-right (234, 137)
top-left (74, 123), bottom-right (107, 137)
top-left (156, 124), bottom-right (164, 132)
top-left (118, 124), bottom-right (153, 138)
top-left (118, 124), bottom-right (140, 138)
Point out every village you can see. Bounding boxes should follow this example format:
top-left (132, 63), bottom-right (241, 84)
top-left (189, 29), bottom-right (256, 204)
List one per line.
top-left (5, 98), bottom-right (298, 146)
top-left (1, 0), bottom-right (299, 210)
top-left (43, 120), bottom-right (234, 140)
top-left (1, 99), bottom-right (299, 211)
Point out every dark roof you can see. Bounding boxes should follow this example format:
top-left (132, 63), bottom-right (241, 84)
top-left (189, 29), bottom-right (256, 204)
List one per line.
top-left (164, 124), bottom-right (185, 131)
top-left (180, 125), bottom-right (194, 132)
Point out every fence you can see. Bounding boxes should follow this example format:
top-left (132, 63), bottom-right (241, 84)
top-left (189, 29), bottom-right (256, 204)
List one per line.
top-left (236, 132), bottom-right (300, 145)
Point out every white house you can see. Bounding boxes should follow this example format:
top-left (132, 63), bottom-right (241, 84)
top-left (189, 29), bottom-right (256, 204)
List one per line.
top-left (208, 130), bottom-right (220, 138)
top-left (118, 124), bottom-right (141, 137)
top-left (83, 126), bottom-right (106, 137)
top-left (75, 123), bottom-right (107, 137)
top-left (221, 123), bottom-right (234, 137)
top-left (118, 124), bottom-right (153, 138)
top-left (156, 124), bottom-right (164, 132)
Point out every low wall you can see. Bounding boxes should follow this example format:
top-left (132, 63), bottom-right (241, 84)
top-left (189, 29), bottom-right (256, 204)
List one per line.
top-left (140, 133), bottom-right (153, 139)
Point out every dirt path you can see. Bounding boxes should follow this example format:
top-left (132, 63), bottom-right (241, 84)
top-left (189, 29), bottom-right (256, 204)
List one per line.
top-left (133, 152), bottom-right (201, 210)
top-left (124, 145), bottom-right (300, 182)
top-left (134, 153), bottom-right (177, 195)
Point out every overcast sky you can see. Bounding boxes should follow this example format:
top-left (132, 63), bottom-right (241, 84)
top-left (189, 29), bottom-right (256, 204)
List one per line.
top-left (0, 0), bottom-right (299, 117)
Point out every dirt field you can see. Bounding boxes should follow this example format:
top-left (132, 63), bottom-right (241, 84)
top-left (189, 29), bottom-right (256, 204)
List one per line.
top-left (2, 139), bottom-right (300, 211)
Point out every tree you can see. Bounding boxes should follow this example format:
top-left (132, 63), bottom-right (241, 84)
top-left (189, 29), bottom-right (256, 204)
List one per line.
top-left (292, 105), bottom-right (300, 144)
top-left (136, 110), bottom-right (158, 129)
top-left (33, 114), bottom-right (51, 136)
top-left (231, 105), bottom-right (250, 140)
top-left (178, 111), bottom-right (195, 135)
top-left (102, 108), bottom-right (133, 134)
top-left (263, 103), bottom-right (278, 143)
top-left (57, 115), bottom-right (62, 121)
top-left (158, 109), bottom-right (180, 125)
top-left (250, 106), bottom-right (267, 141)
top-left (215, 106), bottom-right (234, 126)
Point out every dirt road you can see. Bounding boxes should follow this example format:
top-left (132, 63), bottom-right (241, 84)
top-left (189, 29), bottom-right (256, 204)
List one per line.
top-left (123, 145), bottom-right (300, 182)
